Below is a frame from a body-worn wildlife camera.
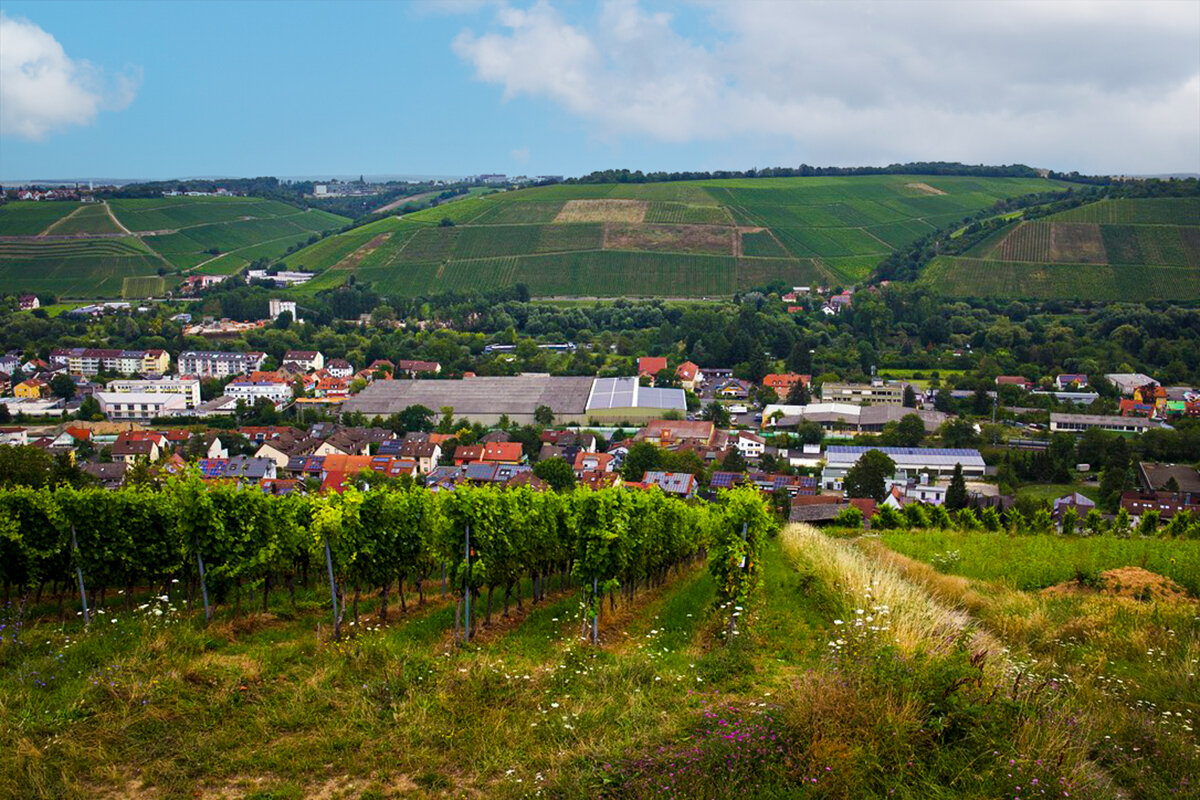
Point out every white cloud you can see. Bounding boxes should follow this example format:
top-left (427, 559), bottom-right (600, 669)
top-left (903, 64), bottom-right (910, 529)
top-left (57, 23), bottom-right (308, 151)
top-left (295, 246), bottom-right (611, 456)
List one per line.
top-left (452, 0), bottom-right (1200, 173)
top-left (511, 146), bottom-right (531, 162)
top-left (0, 12), bottom-right (140, 141)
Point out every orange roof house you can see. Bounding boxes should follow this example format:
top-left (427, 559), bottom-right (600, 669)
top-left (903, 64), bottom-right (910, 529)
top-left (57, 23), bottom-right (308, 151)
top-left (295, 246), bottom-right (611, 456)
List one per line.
top-left (762, 373), bottom-right (810, 392)
top-left (482, 441), bottom-right (523, 463)
top-left (637, 356), bottom-right (668, 381)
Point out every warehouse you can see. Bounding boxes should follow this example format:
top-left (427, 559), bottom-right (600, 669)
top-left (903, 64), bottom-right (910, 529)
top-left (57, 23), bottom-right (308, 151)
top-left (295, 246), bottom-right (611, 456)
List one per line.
top-left (340, 375), bottom-right (594, 425)
top-left (341, 375), bottom-right (686, 426)
top-left (821, 446), bottom-right (986, 492)
top-left (584, 377), bottom-right (687, 424)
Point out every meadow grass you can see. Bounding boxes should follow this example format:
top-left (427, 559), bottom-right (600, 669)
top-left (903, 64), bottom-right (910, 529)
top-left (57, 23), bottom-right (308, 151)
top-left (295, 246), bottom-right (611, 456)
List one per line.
top-left (878, 530), bottom-right (1200, 594)
top-left (861, 536), bottom-right (1200, 799)
top-left (6, 526), bottom-right (1189, 799)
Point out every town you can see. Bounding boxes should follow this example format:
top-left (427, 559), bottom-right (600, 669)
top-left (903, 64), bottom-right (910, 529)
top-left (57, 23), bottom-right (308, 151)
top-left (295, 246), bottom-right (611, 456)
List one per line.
top-left (3, 288), bottom-right (1197, 536)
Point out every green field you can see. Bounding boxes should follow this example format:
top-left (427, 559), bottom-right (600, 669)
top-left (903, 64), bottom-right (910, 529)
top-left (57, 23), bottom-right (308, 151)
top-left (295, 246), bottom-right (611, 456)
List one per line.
top-left (0, 237), bottom-right (163, 296)
top-left (0, 197), bottom-right (349, 297)
top-left (0, 201), bottom-right (83, 236)
top-left (925, 197), bottom-right (1200, 299)
top-left (42, 203), bottom-right (123, 235)
top-left (121, 275), bottom-right (167, 298)
top-left (277, 174), bottom-right (1070, 297)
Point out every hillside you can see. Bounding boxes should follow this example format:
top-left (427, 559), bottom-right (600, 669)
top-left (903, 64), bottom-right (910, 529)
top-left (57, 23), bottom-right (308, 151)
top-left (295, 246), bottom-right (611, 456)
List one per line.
top-left (0, 197), bottom-right (349, 299)
top-left (278, 174), bottom-right (1068, 298)
top-left (921, 197), bottom-right (1200, 300)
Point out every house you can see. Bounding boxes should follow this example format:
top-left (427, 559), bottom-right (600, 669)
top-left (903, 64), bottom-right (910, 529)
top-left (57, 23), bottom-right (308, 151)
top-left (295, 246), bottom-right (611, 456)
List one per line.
top-left (1120, 491), bottom-right (1200, 522)
top-left (1056, 374), bottom-right (1089, 391)
top-left (637, 419), bottom-right (718, 447)
top-left (107, 378), bottom-right (202, 409)
top-left (574, 451), bottom-right (615, 474)
top-left (325, 359), bottom-right (354, 379)
top-left (18, 295), bottom-right (40, 310)
top-left (255, 433), bottom-right (321, 468)
top-left (821, 381), bottom-right (908, 406)
top-left (713, 378), bottom-right (752, 400)
top-left (111, 439), bottom-right (160, 464)
top-left (179, 351), bottom-right (267, 378)
top-left (319, 454), bottom-right (376, 492)
top-left (96, 392), bottom-right (187, 421)
top-left (80, 461), bottom-right (128, 489)
top-left (283, 351), bottom-right (324, 371)
top-left (1119, 398), bottom-right (1155, 418)
top-left (224, 375), bottom-right (294, 405)
top-left (0, 427), bottom-right (29, 446)
top-left (453, 444), bottom-right (484, 465)
top-left (675, 361), bottom-right (703, 391)
top-left (1052, 492), bottom-right (1096, 521)
top-left (995, 375), bottom-right (1032, 391)
top-left (578, 470), bottom-right (622, 490)
top-left (732, 430), bottom-right (766, 459)
top-left (1105, 373), bottom-right (1158, 396)
top-left (1132, 383), bottom-right (1168, 413)
top-left (483, 441), bottom-right (524, 464)
top-left (637, 356), bottom-right (669, 383)
top-left (641, 471), bottom-right (697, 497)
top-left (14, 378), bottom-right (46, 399)
top-left (1137, 463), bottom-right (1200, 496)
top-left (398, 440), bottom-right (442, 473)
top-left (762, 374), bottom-right (810, 394)
top-left (395, 359), bottom-right (440, 376)
top-left (370, 456), bottom-right (418, 480)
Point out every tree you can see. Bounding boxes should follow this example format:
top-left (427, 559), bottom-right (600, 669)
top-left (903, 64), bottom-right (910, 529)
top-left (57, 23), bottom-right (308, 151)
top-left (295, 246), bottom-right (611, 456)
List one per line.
top-left (945, 463), bottom-right (969, 510)
top-left (701, 401), bottom-right (731, 427)
top-left (76, 395), bottom-right (102, 421)
top-left (621, 442), bottom-right (662, 482)
top-left (939, 418), bottom-right (981, 448)
top-left (399, 404), bottom-right (435, 433)
top-left (533, 457), bottom-right (576, 491)
top-left (895, 413), bottom-right (926, 447)
top-left (786, 381), bottom-right (811, 405)
top-left (902, 385), bottom-right (917, 408)
top-left (842, 450), bottom-right (895, 502)
top-left (534, 405), bottom-right (554, 426)
top-left (439, 217), bottom-right (455, 227)
top-left (653, 368), bottom-right (679, 388)
top-left (49, 374), bottom-right (76, 400)
top-left (719, 447), bottom-right (747, 473)
top-left (0, 445), bottom-right (55, 487)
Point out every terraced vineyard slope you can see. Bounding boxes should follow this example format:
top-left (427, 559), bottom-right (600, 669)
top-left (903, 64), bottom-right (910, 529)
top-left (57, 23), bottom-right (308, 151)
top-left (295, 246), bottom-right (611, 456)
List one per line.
top-left (921, 197), bottom-right (1200, 300)
top-left (0, 197), bottom-right (349, 298)
top-left (279, 174), bottom-right (1068, 298)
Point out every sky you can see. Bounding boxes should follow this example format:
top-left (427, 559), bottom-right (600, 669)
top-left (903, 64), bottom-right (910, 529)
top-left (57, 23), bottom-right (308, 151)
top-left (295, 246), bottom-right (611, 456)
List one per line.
top-left (1, 0), bottom-right (1198, 181)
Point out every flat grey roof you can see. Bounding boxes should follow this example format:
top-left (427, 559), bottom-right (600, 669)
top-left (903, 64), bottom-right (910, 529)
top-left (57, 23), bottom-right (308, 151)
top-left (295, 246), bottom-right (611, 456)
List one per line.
top-left (824, 446), bottom-right (985, 469)
top-left (1051, 413), bottom-right (1152, 428)
top-left (341, 376), bottom-right (595, 418)
top-left (587, 376), bottom-right (686, 412)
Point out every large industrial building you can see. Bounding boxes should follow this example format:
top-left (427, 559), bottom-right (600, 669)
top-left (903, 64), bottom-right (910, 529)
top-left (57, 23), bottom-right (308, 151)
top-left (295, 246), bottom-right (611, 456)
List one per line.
top-left (339, 375), bottom-right (685, 426)
top-left (821, 446), bottom-right (986, 492)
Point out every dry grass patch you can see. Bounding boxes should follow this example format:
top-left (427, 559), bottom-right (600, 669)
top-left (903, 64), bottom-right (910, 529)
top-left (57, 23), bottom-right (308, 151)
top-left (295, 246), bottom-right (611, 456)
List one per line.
top-left (333, 233), bottom-right (390, 271)
top-left (905, 182), bottom-right (947, 195)
top-left (1049, 222), bottom-right (1107, 264)
top-left (603, 222), bottom-right (734, 255)
top-left (554, 199), bottom-right (647, 223)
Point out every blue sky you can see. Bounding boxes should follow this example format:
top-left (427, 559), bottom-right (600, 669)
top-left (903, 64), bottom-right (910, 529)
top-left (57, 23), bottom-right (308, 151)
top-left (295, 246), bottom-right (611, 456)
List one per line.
top-left (2, 1), bottom-right (1198, 181)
